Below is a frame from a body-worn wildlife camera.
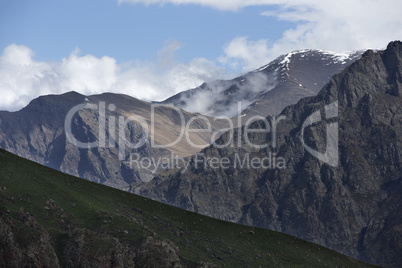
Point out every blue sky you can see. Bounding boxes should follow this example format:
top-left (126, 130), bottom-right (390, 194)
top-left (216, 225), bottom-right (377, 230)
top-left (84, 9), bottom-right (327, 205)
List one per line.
top-left (0, 0), bottom-right (292, 63)
top-left (0, 0), bottom-right (401, 111)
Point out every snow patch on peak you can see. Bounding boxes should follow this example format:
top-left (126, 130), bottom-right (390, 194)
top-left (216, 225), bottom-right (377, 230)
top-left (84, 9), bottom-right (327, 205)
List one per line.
top-left (280, 53), bottom-right (293, 70)
top-left (256, 49), bottom-right (363, 73)
top-left (314, 49), bottom-right (363, 64)
top-left (278, 49), bottom-right (313, 70)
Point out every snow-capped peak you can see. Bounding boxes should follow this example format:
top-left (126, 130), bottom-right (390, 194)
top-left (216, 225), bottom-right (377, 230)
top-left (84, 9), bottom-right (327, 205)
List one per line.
top-left (256, 49), bottom-right (363, 72)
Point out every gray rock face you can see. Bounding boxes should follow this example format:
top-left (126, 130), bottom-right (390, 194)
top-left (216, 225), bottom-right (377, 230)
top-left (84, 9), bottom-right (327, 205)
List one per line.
top-left (135, 41), bottom-right (402, 267)
top-left (0, 92), bottom-right (227, 188)
top-left (0, 92), bottom-right (149, 188)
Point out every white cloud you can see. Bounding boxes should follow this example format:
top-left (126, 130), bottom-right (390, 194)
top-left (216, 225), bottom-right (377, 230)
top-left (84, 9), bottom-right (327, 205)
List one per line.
top-left (0, 42), bottom-right (224, 111)
top-left (2, 0), bottom-right (401, 111)
top-left (158, 39), bottom-right (183, 67)
top-left (179, 71), bottom-right (277, 117)
top-left (259, 0), bottom-right (402, 54)
top-left (121, 0), bottom-right (402, 71)
top-left (219, 37), bottom-right (271, 72)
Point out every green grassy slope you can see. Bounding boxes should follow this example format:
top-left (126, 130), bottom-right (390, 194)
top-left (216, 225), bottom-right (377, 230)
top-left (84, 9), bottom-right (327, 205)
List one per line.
top-left (0, 149), bottom-right (375, 267)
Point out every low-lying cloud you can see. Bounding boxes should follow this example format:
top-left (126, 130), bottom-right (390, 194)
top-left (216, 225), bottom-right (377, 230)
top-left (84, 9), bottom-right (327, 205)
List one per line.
top-left (172, 71), bottom-right (277, 118)
top-left (0, 42), bottom-right (224, 111)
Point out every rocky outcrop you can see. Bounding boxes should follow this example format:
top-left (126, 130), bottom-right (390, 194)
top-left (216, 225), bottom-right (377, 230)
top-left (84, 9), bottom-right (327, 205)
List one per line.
top-left (0, 213), bottom-right (60, 267)
top-left (63, 229), bottom-right (184, 268)
top-left (135, 41), bottom-right (402, 267)
top-left (0, 213), bottom-right (192, 267)
top-left (135, 236), bottom-right (183, 268)
top-left (63, 228), bottom-right (136, 267)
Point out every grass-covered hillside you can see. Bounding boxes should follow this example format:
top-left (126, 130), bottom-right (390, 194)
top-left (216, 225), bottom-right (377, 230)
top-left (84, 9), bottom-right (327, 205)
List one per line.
top-left (0, 149), bottom-right (375, 267)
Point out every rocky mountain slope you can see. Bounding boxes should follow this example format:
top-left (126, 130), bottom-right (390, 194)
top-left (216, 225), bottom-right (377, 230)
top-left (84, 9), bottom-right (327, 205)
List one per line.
top-left (162, 49), bottom-right (363, 118)
top-left (0, 149), bottom-right (374, 267)
top-left (0, 48), bottom-right (363, 191)
top-left (135, 41), bottom-right (402, 267)
top-left (0, 92), bottom-right (227, 188)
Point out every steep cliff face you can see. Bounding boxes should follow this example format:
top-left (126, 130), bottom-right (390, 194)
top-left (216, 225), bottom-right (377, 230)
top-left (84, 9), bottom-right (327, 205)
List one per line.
top-left (136, 41), bottom-right (402, 267)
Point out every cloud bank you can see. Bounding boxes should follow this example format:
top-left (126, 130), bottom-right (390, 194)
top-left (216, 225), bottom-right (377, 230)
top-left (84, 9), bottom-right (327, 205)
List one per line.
top-left (0, 43), bottom-right (224, 111)
top-left (121, 0), bottom-right (402, 71)
top-left (1, 0), bottom-right (401, 111)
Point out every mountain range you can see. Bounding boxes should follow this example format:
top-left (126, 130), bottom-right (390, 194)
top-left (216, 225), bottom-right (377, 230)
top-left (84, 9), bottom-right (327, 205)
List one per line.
top-left (135, 42), bottom-right (402, 267)
top-left (0, 48), bottom-right (363, 189)
top-left (0, 148), bottom-right (374, 267)
top-left (0, 92), bottom-right (231, 187)
top-left (162, 49), bottom-right (363, 118)
top-left (0, 42), bottom-right (401, 267)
